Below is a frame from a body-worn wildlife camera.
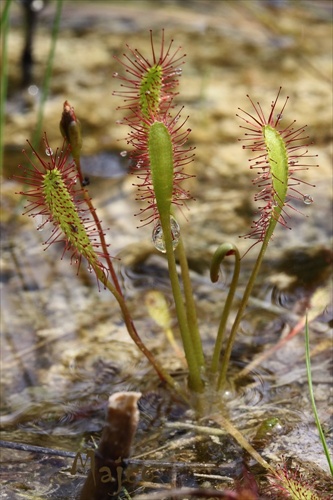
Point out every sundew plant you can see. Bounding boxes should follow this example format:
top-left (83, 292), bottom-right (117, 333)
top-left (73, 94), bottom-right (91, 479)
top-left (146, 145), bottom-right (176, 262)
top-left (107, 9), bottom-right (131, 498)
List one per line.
top-left (17, 31), bottom-right (318, 396)
top-left (14, 29), bottom-right (331, 498)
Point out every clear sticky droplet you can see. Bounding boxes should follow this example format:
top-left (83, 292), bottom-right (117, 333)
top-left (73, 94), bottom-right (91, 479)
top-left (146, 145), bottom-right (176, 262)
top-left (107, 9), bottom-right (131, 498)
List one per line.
top-left (113, 72), bottom-right (119, 77)
top-left (35, 214), bottom-right (48, 231)
top-left (174, 67), bottom-right (182, 76)
top-left (120, 151), bottom-right (127, 157)
top-left (276, 113), bottom-right (283, 121)
top-left (45, 147), bottom-right (53, 156)
top-left (175, 191), bottom-right (189, 200)
top-left (303, 194), bottom-right (314, 205)
top-left (152, 216), bottom-right (180, 253)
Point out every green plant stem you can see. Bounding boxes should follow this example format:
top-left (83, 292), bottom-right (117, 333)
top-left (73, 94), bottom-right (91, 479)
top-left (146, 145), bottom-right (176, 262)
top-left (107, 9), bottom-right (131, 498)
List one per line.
top-left (0, 0), bottom-right (12, 175)
top-left (217, 234), bottom-right (270, 390)
top-left (148, 121), bottom-right (203, 390)
top-left (210, 244), bottom-right (241, 374)
top-left (305, 313), bottom-right (333, 475)
top-left (176, 235), bottom-right (205, 367)
top-left (31, 0), bottom-right (63, 150)
top-left (160, 214), bottom-right (204, 392)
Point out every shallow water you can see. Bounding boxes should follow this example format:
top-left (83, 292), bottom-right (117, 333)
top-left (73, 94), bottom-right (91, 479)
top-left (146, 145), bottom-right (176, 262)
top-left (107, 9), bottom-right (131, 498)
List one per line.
top-left (1, 1), bottom-right (333, 498)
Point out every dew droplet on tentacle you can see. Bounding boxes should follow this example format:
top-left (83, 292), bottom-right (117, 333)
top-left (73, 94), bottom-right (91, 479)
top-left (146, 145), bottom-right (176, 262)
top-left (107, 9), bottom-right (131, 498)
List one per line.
top-left (152, 216), bottom-right (180, 253)
top-left (35, 214), bottom-right (48, 231)
top-left (45, 147), bottom-right (53, 156)
top-left (303, 194), bottom-right (314, 205)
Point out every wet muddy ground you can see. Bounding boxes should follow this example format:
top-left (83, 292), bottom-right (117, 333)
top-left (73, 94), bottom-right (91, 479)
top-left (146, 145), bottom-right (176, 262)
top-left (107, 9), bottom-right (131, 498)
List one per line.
top-left (1, 1), bottom-right (332, 498)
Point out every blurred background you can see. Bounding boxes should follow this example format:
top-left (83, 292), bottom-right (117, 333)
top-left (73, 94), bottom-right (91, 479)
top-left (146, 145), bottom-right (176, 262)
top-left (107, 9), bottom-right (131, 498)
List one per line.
top-left (1, 1), bottom-right (332, 498)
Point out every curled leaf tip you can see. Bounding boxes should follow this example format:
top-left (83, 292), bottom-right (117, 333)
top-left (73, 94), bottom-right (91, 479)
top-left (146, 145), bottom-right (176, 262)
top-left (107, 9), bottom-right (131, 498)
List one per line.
top-left (59, 100), bottom-right (82, 159)
top-left (210, 243), bottom-right (240, 283)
